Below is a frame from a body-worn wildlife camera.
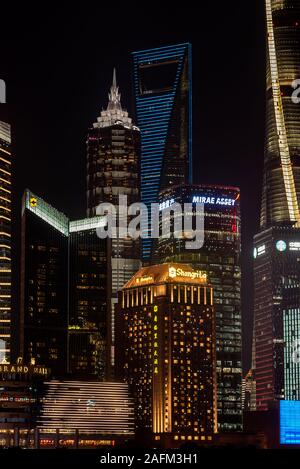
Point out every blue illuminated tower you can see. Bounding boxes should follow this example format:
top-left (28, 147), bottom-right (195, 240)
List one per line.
top-left (132, 43), bottom-right (192, 261)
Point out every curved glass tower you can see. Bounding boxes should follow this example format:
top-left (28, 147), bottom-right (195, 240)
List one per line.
top-left (260, 0), bottom-right (300, 228)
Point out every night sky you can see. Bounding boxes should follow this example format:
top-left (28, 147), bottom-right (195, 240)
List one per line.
top-left (0, 2), bottom-right (266, 371)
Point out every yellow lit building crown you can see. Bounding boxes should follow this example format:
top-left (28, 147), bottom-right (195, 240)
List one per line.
top-left (124, 263), bottom-right (207, 289)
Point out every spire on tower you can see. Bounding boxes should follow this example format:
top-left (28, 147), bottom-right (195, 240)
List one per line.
top-left (112, 67), bottom-right (117, 89)
top-left (107, 68), bottom-right (122, 111)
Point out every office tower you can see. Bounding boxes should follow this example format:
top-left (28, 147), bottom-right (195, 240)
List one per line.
top-left (68, 219), bottom-right (108, 377)
top-left (132, 44), bottom-right (192, 261)
top-left (20, 190), bottom-right (107, 377)
top-left (0, 121), bottom-right (11, 364)
top-left (87, 70), bottom-right (141, 375)
top-left (116, 263), bottom-right (217, 446)
top-left (253, 0), bottom-right (300, 410)
top-left (157, 184), bottom-right (242, 432)
top-left (37, 380), bottom-right (134, 448)
top-left (254, 227), bottom-right (300, 408)
top-left (20, 191), bottom-right (69, 375)
top-left (284, 311), bottom-right (300, 400)
top-left (283, 280), bottom-right (300, 400)
top-left (260, 0), bottom-right (300, 227)
top-left (87, 69), bottom-right (140, 215)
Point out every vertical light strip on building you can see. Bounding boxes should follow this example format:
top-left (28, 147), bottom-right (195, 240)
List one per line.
top-left (0, 121), bottom-right (11, 364)
top-left (265, 0), bottom-right (300, 225)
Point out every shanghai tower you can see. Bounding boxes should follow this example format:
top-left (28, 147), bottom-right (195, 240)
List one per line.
top-left (253, 0), bottom-right (300, 410)
top-left (260, 0), bottom-right (300, 227)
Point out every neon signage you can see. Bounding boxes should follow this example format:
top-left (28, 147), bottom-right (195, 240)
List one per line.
top-left (289, 242), bottom-right (300, 251)
top-left (153, 305), bottom-right (158, 375)
top-left (192, 196), bottom-right (236, 206)
top-left (160, 195), bottom-right (237, 211)
top-left (276, 240), bottom-right (287, 252)
top-left (136, 275), bottom-right (153, 284)
top-left (254, 244), bottom-right (266, 258)
top-left (168, 266), bottom-right (207, 281)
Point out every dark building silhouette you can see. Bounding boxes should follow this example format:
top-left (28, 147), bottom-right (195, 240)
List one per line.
top-left (20, 190), bottom-right (107, 377)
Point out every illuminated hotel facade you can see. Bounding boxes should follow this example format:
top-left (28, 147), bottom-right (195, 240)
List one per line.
top-left (0, 121), bottom-right (11, 364)
top-left (116, 263), bottom-right (217, 446)
top-left (156, 184), bottom-right (242, 432)
top-left (20, 190), bottom-right (107, 377)
top-left (87, 70), bottom-right (141, 375)
top-left (132, 44), bottom-right (192, 261)
top-left (253, 0), bottom-right (300, 410)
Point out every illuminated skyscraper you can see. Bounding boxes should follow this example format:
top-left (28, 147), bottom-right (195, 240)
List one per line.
top-left (253, 0), bottom-right (300, 410)
top-left (0, 121), bottom-right (11, 363)
top-left (20, 191), bottom-right (70, 375)
top-left (20, 190), bottom-right (107, 377)
top-left (87, 70), bottom-right (141, 375)
top-left (260, 0), bottom-right (300, 228)
top-left (68, 219), bottom-right (108, 377)
top-left (87, 69), bottom-right (140, 215)
top-left (116, 264), bottom-right (217, 447)
top-left (132, 44), bottom-right (192, 261)
top-left (157, 184), bottom-right (242, 432)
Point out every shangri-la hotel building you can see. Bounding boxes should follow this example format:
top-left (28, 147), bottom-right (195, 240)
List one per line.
top-left (116, 263), bottom-right (217, 448)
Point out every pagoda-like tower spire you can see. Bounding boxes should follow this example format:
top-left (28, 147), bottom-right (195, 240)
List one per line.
top-left (107, 68), bottom-right (122, 111)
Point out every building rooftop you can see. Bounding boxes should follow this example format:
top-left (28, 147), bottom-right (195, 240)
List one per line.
top-left (123, 263), bottom-right (208, 289)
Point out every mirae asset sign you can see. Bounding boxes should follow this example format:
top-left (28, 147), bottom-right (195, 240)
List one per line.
top-left (192, 196), bottom-right (236, 206)
top-left (160, 196), bottom-right (237, 211)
